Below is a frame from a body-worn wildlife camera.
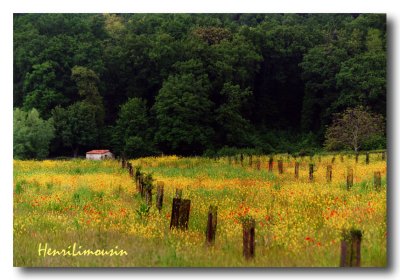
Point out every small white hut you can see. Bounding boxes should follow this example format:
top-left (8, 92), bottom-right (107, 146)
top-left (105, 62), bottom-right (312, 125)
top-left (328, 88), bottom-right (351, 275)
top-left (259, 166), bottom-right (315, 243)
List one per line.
top-left (86, 150), bottom-right (114, 160)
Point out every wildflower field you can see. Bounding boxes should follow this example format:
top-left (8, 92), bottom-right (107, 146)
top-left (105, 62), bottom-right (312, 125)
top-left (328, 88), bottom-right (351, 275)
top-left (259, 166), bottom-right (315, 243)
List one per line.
top-left (13, 153), bottom-right (387, 267)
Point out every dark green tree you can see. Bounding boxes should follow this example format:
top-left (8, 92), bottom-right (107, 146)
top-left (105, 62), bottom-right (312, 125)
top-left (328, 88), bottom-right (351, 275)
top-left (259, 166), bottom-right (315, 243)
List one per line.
top-left (13, 108), bottom-right (55, 159)
top-left (215, 83), bottom-right (254, 147)
top-left (52, 102), bottom-right (98, 157)
top-left (71, 66), bottom-right (105, 126)
top-left (22, 61), bottom-right (67, 118)
top-left (112, 98), bottom-right (155, 158)
top-left (153, 73), bottom-right (214, 155)
top-left (300, 44), bottom-right (348, 133)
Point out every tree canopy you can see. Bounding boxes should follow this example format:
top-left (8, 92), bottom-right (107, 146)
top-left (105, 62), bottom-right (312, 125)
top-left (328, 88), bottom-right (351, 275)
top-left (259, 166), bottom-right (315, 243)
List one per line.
top-left (13, 108), bottom-right (55, 159)
top-left (13, 13), bottom-right (386, 157)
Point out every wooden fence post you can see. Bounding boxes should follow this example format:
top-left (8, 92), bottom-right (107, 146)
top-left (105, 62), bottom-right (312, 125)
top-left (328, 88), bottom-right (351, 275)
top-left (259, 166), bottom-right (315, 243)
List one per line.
top-left (278, 160), bottom-right (283, 174)
top-left (294, 162), bottom-right (299, 179)
top-left (249, 155), bottom-right (253, 167)
top-left (145, 187), bottom-right (152, 206)
top-left (268, 157), bottom-right (273, 173)
top-left (240, 154), bottom-right (244, 167)
top-left (170, 198), bottom-right (181, 229)
top-left (340, 229), bottom-right (362, 267)
top-left (309, 163), bottom-right (314, 181)
top-left (140, 174), bottom-right (145, 198)
top-left (374, 172), bottom-right (381, 191)
top-left (143, 174), bottom-right (153, 206)
top-left (243, 218), bottom-right (255, 260)
top-left (256, 158), bottom-right (261, 171)
top-left (156, 182), bottom-right (164, 212)
top-left (347, 167), bottom-right (353, 190)
top-left (382, 151), bottom-right (386, 161)
top-left (121, 157), bottom-right (126, 169)
top-left (326, 165), bottom-right (332, 182)
top-left (366, 152), bottom-right (369, 164)
top-left (178, 199), bottom-right (191, 230)
top-left (206, 205), bottom-right (218, 245)
top-left (331, 156), bottom-right (336, 164)
top-left (355, 153), bottom-right (359, 163)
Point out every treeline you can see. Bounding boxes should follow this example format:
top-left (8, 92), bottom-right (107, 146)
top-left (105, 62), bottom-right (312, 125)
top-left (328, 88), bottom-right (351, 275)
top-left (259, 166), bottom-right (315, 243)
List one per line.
top-left (13, 13), bottom-right (386, 158)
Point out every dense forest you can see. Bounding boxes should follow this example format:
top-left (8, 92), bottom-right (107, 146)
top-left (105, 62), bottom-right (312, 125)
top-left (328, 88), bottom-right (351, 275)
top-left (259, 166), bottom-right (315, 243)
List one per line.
top-left (13, 13), bottom-right (386, 158)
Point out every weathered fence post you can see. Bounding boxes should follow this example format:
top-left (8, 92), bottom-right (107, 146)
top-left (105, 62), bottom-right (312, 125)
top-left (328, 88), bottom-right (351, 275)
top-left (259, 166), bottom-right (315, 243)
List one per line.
top-left (145, 187), bottom-right (152, 206)
top-left (382, 151), bottom-right (386, 161)
top-left (294, 162), bottom-right (300, 179)
top-left (206, 205), bottom-right (218, 245)
top-left (121, 157), bottom-right (126, 169)
top-left (249, 155), bottom-right (253, 167)
top-left (170, 198), bottom-right (181, 229)
top-left (128, 163), bottom-right (134, 178)
top-left (309, 163), bottom-right (314, 181)
top-left (178, 199), bottom-right (191, 230)
top-left (366, 152), bottom-right (369, 164)
top-left (156, 182), bottom-right (164, 212)
top-left (340, 229), bottom-right (362, 267)
top-left (143, 174), bottom-right (153, 206)
top-left (374, 172), bottom-right (381, 191)
top-left (140, 174), bottom-right (145, 198)
top-left (240, 154), bottom-right (244, 167)
top-left (347, 167), bottom-right (353, 190)
top-left (355, 153), bottom-right (359, 163)
top-left (243, 218), bottom-right (255, 260)
top-left (278, 160), bottom-right (283, 174)
top-left (268, 157), bottom-right (273, 172)
top-left (256, 158), bottom-right (261, 171)
top-left (326, 165), bottom-right (332, 182)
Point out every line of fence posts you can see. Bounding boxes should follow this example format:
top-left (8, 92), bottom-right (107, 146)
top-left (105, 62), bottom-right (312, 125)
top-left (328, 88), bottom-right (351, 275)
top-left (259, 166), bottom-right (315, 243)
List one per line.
top-left (206, 205), bottom-right (218, 245)
top-left (119, 154), bottom-right (382, 264)
top-left (340, 229), bottom-right (362, 267)
top-left (242, 217), bottom-right (255, 260)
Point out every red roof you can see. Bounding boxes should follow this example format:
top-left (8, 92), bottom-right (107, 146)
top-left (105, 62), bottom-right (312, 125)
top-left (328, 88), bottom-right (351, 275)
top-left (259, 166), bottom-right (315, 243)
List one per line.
top-left (86, 150), bottom-right (111, 154)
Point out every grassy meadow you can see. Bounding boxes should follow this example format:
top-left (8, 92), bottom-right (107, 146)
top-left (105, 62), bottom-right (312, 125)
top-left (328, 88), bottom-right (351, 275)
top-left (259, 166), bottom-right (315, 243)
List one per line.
top-left (13, 154), bottom-right (387, 267)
